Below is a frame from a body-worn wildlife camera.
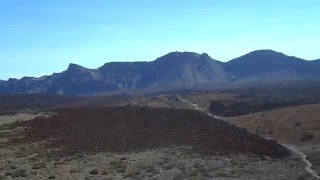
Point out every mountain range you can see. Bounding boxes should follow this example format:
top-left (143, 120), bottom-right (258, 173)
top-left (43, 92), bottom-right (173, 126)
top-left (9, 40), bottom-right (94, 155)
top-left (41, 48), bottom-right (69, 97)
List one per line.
top-left (1, 50), bottom-right (319, 95)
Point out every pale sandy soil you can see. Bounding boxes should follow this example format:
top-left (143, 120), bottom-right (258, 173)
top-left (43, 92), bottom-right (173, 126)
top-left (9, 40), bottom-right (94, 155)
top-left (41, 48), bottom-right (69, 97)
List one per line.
top-left (177, 96), bottom-right (320, 179)
top-left (225, 104), bottom-right (320, 177)
top-left (0, 113), bottom-right (45, 126)
top-left (226, 104), bottom-right (320, 147)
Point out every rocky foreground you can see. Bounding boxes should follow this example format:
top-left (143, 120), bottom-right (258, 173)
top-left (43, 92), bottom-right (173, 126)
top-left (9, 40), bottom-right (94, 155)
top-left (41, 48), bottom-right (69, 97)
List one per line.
top-left (0, 108), bottom-right (315, 179)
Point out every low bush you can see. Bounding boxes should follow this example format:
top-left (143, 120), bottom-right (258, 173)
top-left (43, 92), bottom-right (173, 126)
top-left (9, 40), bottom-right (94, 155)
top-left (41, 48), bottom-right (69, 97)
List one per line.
top-left (301, 133), bottom-right (314, 142)
top-left (89, 169), bottom-right (99, 175)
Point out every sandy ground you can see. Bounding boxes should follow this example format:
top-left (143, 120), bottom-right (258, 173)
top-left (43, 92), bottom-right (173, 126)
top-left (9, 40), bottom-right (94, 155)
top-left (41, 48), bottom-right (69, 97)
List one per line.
top-left (225, 104), bottom-right (320, 147)
top-left (0, 113), bottom-right (46, 126)
top-left (225, 104), bottom-right (320, 177)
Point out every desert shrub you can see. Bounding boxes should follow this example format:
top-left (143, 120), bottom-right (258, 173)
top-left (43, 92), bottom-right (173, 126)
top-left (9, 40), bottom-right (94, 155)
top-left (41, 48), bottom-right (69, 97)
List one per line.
top-left (120, 156), bottom-right (127, 161)
top-left (101, 169), bottom-right (110, 175)
top-left (215, 172), bottom-right (228, 177)
top-left (5, 172), bottom-right (12, 176)
top-left (125, 172), bottom-right (134, 178)
top-left (188, 170), bottom-right (198, 177)
top-left (255, 128), bottom-right (262, 134)
top-left (163, 163), bottom-right (175, 170)
top-left (177, 163), bottom-right (186, 170)
top-left (172, 171), bottom-right (187, 180)
top-left (193, 162), bottom-right (203, 169)
top-left (301, 133), bottom-right (314, 142)
top-left (230, 158), bottom-right (239, 166)
top-left (29, 156), bottom-right (39, 162)
top-left (15, 154), bottom-right (25, 158)
top-left (89, 169), bottom-right (99, 175)
top-left (73, 154), bottom-right (85, 160)
top-left (145, 165), bottom-right (158, 174)
top-left (110, 160), bottom-right (126, 169)
top-left (9, 165), bottom-right (18, 170)
top-left (70, 168), bottom-right (82, 174)
top-left (53, 161), bottom-right (66, 166)
top-left (110, 160), bottom-right (127, 173)
top-left (32, 162), bottom-right (46, 169)
top-left (116, 167), bottom-right (126, 173)
top-left (133, 170), bottom-right (141, 176)
top-left (48, 175), bottom-right (56, 179)
top-left (294, 122), bottom-right (302, 127)
top-left (12, 169), bottom-right (28, 177)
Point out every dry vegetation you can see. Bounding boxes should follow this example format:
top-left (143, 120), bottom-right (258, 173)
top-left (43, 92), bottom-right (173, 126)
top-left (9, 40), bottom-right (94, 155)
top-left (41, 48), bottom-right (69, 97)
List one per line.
top-left (0, 143), bottom-right (309, 180)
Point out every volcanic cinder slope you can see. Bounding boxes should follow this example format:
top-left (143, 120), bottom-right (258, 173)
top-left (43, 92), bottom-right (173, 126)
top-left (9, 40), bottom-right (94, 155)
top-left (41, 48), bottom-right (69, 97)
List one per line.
top-left (18, 106), bottom-right (289, 158)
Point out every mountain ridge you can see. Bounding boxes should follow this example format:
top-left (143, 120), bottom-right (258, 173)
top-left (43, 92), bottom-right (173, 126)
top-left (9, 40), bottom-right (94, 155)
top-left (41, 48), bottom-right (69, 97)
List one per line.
top-left (1, 50), bottom-right (319, 95)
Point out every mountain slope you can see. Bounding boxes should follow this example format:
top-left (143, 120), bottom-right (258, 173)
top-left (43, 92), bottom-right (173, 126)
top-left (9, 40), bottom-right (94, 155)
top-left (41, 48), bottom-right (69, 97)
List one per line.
top-left (0, 50), bottom-right (319, 95)
top-left (151, 52), bottom-right (229, 87)
top-left (0, 64), bottom-right (115, 95)
top-left (20, 106), bottom-right (289, 158)
top-left (97, 52), bottom-right (229, 90)
top-left (225, 50), bottom-right (319, 81)
top-left (0, 52), bottom-right (228, 95)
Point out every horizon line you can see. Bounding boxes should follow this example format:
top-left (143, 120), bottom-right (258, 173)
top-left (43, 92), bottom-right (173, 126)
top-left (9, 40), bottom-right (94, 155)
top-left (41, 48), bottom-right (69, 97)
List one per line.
top-left (1, 49), bottom-right (319, 81)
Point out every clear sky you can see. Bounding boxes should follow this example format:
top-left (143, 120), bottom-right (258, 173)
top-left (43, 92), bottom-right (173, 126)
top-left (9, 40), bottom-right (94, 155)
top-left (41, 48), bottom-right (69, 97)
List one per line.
top-left (1, 0), bottom-right (319, 80)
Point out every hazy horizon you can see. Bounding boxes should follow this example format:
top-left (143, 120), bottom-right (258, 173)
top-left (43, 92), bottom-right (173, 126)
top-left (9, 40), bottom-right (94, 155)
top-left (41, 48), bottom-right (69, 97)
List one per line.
top-left (1, 0), bottom-right (320, 80)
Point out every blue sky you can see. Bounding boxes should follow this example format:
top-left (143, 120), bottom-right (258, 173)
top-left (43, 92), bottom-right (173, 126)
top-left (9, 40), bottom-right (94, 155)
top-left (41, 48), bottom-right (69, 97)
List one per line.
top-left (0, 0), bottom-right (319, 80)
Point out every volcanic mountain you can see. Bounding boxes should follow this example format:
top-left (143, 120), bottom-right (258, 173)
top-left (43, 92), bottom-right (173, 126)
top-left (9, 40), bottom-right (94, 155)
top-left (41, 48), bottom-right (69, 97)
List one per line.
top-left (0, 50), bottom-right (319, 95)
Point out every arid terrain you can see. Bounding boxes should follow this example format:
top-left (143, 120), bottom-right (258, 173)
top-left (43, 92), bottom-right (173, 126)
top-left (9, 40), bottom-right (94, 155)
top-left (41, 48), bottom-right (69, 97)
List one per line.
top-left (1, 0), bottom-right (320, 179)
top-left (226, 104), bottom-right (320, 178)
top-left (226, 104), bottom-right (320, 146)
top-left (0, 108), bottom-right (313, 180)
top-left (1, 82), bottom-right (320, 179)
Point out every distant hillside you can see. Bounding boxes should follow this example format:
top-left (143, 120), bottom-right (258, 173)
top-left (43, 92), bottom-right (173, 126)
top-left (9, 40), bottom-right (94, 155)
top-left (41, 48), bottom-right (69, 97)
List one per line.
top-left (0, 50), bottom-right (319, 95)
top-left (225, 50), bottom-right (320, 81)
top-left (226, 103), bottom-right (320, 146)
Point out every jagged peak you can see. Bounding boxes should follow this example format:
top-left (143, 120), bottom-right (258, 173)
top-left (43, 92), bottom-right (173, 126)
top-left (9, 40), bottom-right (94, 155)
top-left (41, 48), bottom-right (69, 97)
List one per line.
top-left (67, 63), bottom-right (85, 70)
top-left (8, 78), bottom-right (18, 81)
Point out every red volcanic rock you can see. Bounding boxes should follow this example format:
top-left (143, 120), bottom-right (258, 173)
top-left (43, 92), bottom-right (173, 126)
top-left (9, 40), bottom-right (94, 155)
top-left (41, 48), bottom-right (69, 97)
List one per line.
top-left (20, 106), bottom-right (289, 158)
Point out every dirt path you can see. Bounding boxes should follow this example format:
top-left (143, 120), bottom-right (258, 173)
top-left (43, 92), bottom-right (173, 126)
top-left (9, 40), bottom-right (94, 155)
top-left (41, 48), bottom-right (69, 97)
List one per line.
top-left (177, 96), bottom-right (222, 120)
top-left (283, 145), bottom-right (320, 179)
top-left (0, 113), bottom-right (46, 126)
top-left (178, 96), bottom-right (320, 180)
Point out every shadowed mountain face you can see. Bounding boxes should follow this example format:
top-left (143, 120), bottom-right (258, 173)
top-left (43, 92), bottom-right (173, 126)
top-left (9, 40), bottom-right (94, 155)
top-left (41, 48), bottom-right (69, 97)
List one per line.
top-left (97, 52), bottom-right (228, 90)
top-left (225, 50), bottom-right (320, 81)
top-left (1, 50), bottom-right (319, 95)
